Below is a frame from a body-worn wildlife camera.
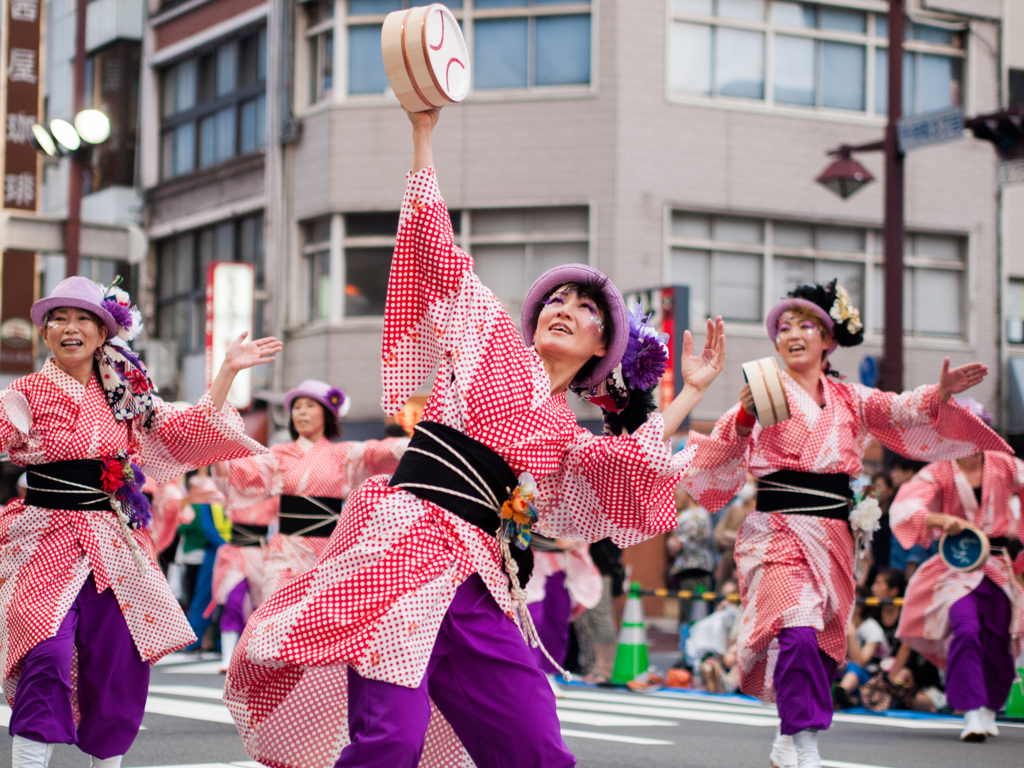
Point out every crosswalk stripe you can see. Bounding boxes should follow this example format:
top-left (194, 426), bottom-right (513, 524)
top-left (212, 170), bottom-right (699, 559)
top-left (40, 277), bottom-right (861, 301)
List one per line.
top-left (821, 761), bottom-right (898, 768)
top-left (562, 689), bottom-right (780, 718)
top-left (831, 713), bottom-right (961, 731)
top-left (559, 728), bottom-right (674, 746)
top-left (149, 685), bottom-right (225, 700)
top-left (144, 696), bottom-right (234, 724)
top-left (557, 698), bottom-right (778, 728)
top-left (162, 661), bottom-right (227, 675)
top-left (554, 709), bottom-right (676, 727)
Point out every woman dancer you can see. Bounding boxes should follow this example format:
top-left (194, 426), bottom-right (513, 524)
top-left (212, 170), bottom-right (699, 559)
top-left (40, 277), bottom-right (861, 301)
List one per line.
top-left (223, 107), bottom-right (725, 768)
top-left (0, 276), bottom-right (279, 768)
top-left (212, 379), bottom-right (407, 667)
top-left (890, 398), bottom-right (1024, 742)
top-left (681, 281), bottom-right (1009, 768)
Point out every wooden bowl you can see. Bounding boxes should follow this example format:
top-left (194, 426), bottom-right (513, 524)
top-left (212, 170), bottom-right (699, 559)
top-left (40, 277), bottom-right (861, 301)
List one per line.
top-left (741, 357), bottom-right (791, 427)
top-left (381, 4), bottom-right (470, 113)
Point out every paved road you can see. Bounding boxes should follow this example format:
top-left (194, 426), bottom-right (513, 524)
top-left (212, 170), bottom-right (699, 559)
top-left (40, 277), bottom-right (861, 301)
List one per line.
top-left (0, 652), bottom-right (1020, 768)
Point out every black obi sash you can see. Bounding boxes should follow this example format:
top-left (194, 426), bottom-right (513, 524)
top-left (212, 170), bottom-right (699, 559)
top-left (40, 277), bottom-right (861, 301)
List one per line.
top-left (990, 536), bottom-right (1024, 561)
top-left (231, 522), bottom-right (268, 547)
top-left (389, 421), bottom-right (534, 585)
top-left (24, 460), bottom-right (113, 512)
top-left (278, 494), bottom-right (343, 537)
top-left (756, 470), bottom-right (853, 522)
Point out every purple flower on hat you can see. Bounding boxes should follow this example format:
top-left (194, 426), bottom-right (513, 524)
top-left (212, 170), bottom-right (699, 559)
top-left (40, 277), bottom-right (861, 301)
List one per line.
top-left (103, 298), bottom-right (133, 330)
top-left (621, 304), bottom-right (669, 392)
top-left (326, 387), bottom-right (345, 413)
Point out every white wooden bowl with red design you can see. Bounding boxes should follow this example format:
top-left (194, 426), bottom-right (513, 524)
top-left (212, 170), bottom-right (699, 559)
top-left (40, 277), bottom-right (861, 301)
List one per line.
top-left (381, 4), bottom-right (470, 112)
top-left (741, 356), bottom-right (791, 427)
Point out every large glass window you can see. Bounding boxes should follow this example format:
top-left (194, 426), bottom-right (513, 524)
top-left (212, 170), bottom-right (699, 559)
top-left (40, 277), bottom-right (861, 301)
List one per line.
top-left (669, 210), bottom-right (966, 339)
top-left (156, 213), bottom-right (266, 357)
top-left (669, 2), bottom-right (964, 118)
top-left (160, 27), bottom-right (268, 180)
top-left (303, 217), bottom-right (333, 322)
top-left (327, 0), bottom-right (590, 103)
top-left (305, 0), bottom-right (336, 104)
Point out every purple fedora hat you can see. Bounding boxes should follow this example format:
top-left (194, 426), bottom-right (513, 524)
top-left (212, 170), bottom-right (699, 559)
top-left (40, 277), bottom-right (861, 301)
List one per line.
top-left (521, 264), bottom-right (629, 389)
top-left (765, 298), bottom-right (838, 355)
top-left (30, 276), bottom-right (119, 337)
top-left (284, 379), bottom-right (350, 418)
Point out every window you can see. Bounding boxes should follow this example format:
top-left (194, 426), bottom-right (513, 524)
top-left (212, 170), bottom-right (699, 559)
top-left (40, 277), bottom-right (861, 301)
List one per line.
top-left (1007, 278), bottom-right (1024, 343)
top-left (83, 41), bottom-right (140, 192)
top-left (161, 27), bottom-right (267, 180)
top-left (156, 213), bottom-right (266, 357)
top-left (80, 258), bottom-right (132, 289)
top-left (303, 217), bottom-right (333, 322)
top-left (669, 211), bottom-right (966, 338)
top-left (668, 2), bottom-right (964, 118)
top-left (305, 0), bottom-right (335, 104)
top-left (469, 206), bottom-right (589, 319)
top-left (333, 0), bottom-right (591, 102)
top-left (301, 205), bottom-right (585, 321)
top-left (870, 232), bottom-right (965, 338)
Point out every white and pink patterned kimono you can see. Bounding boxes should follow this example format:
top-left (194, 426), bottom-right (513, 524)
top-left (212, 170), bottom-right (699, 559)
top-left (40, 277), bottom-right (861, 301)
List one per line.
top-left (525, 542), bottom-right (603, 617)
top-left (221, 435), bottom-right (407, 601)
top-left (224, 167), bottom-right (688, 768)
top-left (890, 452), bottom-right (1024, 667)
top-left (145, 477), bottom-right (187, 556)
top-left (0, 358), bottom-right (265, 705)
top-left (680, 371), bottom-right (1009, 701)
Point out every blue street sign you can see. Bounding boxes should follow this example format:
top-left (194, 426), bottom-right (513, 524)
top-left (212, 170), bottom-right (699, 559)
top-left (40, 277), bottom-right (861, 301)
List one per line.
top-left (897, 106), bottom-right (964, 153)
top-left (859, 355), bottom-right (879, 387)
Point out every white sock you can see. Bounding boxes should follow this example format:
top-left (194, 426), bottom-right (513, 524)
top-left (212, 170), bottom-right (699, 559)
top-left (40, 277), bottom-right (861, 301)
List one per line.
top-left (220, 630), bottom-right (240, 669)
top-left (792, 729), bottom-right (821, 768)
top-left (11, 736), bottom-right (54, 768)
top-left (769, 729), bottom-right (797, 768)
top-left (90, 757), bottom-right (122, 768)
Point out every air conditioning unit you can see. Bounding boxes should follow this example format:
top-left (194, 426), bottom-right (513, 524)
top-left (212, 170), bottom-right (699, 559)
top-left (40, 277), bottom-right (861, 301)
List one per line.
top-left (134, 340), bottom-right (178, 391)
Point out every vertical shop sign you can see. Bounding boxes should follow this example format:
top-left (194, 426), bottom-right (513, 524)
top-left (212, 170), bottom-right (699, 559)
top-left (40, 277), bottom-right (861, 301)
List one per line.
top-left (205, 262), bottom-right (255, 410)
top-left (0, 0), bottom-right (42, 373)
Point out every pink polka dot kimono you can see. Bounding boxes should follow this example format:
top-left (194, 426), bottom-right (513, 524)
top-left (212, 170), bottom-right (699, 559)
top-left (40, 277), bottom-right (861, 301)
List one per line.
top-left (680, 369), bottom-right (1011, 704)
top-left (0, 359), bottom-right (266, 710)
top-left (223, 168), bottom-right (689, 768)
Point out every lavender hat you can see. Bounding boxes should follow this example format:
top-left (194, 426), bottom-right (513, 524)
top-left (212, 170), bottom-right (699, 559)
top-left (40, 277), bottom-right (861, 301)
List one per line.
top-left (31, 276), bottom-right (118, 336)
top-left (953, 397), bottom-right (993, 426)
top-left (284, 379), bottom-right (350, 419)
top-left (521, 264), bottom-right (629, 389)
top-left (765, 298), bottom-right (839, 355)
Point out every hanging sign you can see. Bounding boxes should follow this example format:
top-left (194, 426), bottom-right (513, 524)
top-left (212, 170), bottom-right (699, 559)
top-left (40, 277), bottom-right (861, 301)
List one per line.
top-left (205, 261), bottom-right (254, 410)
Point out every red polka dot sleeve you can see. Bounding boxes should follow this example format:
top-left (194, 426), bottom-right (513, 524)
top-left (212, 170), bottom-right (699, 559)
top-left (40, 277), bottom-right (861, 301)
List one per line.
top-left (678, 404), bottom-right (753, 513)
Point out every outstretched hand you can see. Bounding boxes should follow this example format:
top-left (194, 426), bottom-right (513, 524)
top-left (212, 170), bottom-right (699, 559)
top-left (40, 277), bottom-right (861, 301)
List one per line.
top-left (406, 107), bottom-right (441, 132)
top-left (937, 357), bottom-right (987, 401)
top-left (680, 316), bottom-right (726, 393)
top-left (224, 332), bottom-right (282, 373)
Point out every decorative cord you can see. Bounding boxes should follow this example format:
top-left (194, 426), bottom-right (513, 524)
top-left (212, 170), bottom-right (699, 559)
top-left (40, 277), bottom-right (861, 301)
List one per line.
top-left (277, 495), bottom-right (341, 537)
top-left (756, 477), bottom-right (851, 514)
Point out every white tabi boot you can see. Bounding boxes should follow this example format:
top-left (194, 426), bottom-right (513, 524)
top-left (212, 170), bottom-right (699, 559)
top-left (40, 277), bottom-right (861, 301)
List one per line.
top-left (960, 708), bottom-right (987, 741)
top-left (220, 630), bottom-right (239, 673)
top-left (11, 736), bottom-right (54, 768)
top-left (980, 707), bottom-right (999, 737)
top-left (768, 729), bottom-right (797, 768)
top-left (792, 729), bottom-right (821, 768)
top-left (90, 757), bottom-right (122, 768)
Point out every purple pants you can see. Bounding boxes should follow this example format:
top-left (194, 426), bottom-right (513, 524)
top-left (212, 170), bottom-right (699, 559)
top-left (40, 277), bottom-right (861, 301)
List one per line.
top-left (774, 627), bottom-right (838, 735)
top-left (946, 576), bottom-right (1014, 712)
top-left (221, 579), bottom-right (248, 634)
top-left (527, 571), bottom-right (571, 675)
top-left (9, 573), bottom-right (149, 758)
top-left (335, 574), bottom-right (575, 768)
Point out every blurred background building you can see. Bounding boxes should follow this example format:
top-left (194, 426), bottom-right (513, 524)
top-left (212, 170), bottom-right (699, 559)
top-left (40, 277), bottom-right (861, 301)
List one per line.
top-left (11, 0), bottom-right (1023, 445)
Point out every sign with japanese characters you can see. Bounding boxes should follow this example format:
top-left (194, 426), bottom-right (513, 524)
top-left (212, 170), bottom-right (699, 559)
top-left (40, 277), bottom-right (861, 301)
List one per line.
top-left (2, 0), bottom-right (42, 212)
top-left (205, 262), bottom-right (255, 411)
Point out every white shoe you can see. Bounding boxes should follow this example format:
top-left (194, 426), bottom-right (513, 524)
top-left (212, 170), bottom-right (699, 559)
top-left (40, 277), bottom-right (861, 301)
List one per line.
top-left (90, 757), bottom-right (122, 768)
top-left (960, 708), bottom-right (987, 742)
top-left (980, 707), bottom-right (999, 737)
top-left (768, 730), bottom-right (797, 768)
top-left (11, 737), bottom-right (54, 768)
top-left (792, 729), bottom-right (821, 768)
top-left (220, 630), bottom-right (239, 673)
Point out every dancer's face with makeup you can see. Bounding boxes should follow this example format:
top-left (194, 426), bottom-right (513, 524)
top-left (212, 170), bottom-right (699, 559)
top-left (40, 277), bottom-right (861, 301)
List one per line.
top-left (533, 286), bottom-right (608, 377)
top-left (774, 309), bottom-right (830, 374)
top-left (40, 306), bottom-right (107, 373)
top-left (291, 397), bottom-right (326, 441)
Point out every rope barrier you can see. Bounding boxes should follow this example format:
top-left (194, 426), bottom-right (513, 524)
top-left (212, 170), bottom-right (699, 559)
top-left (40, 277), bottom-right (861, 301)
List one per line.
top-left (636, 588), bottom-right (904, 606)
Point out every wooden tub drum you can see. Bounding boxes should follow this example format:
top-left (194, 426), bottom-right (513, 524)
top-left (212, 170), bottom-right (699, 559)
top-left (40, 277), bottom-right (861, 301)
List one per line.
top-left (381, 4), bottom-right (470, 112)
top-left (741, 356), bottom-right (791, 427)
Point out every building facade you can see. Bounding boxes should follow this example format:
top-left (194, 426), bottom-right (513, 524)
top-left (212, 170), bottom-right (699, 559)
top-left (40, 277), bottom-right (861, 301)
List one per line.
top-left (137, 0), bottom-right (1010, 437)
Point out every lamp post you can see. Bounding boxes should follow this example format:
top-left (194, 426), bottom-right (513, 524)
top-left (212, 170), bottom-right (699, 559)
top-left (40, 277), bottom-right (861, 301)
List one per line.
top-left (816, 0), bottom-right (905, 392)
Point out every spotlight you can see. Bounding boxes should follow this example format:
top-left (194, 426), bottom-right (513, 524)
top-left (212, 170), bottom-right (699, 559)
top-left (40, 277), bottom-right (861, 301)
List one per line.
top-left (28, 123), bottom-right (56, 156)
top-left (74, 109), bottom-right (111, 144)
top-left (49, 118), bottom-right (81, 152)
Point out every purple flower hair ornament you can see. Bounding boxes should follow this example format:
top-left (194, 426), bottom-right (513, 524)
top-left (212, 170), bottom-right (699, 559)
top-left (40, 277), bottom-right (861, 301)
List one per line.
top-left (102, 282), bottom-right (144, 342)
top-left (620, 303), bottom-right (669, 392)
top-left (326, 387), bottom-right (351, 417)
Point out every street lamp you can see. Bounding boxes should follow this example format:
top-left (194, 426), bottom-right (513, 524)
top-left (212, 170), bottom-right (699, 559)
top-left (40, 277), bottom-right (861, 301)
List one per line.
top-left (816, 147), bottom-right (876, 200)
top-left (26, 108), bottom-right (111, 277)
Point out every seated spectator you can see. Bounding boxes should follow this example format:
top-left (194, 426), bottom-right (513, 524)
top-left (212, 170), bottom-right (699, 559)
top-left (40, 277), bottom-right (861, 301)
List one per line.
top-left (667, 486), bottom-right (714, 625)
top-left (833, 586), bottom-right (889, 709)
top-left (685, 579), bottom-right (741, 692)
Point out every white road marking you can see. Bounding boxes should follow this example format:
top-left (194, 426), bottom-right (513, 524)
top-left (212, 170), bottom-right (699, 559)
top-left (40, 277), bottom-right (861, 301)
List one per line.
top-left (831, 713), bottom-right (962, 731)
top-left (144, 696), bottom-right (234, 724)
top-left (162, 661), bottom-right (228, 675)
top-left (563, 690), bottom-right (780, 719)
top-left (0, 705), bottom-right (9, 727)
top-left (149, 685), bottom-right (225, 700)
top-left (821, 761), bottom-right (898, 768)
top-left (557, 698), bottom-right (778, 728)
top-left (559, 728), bottom-right (673, 746)
top-left (554, 709), bottom-right (676, 727)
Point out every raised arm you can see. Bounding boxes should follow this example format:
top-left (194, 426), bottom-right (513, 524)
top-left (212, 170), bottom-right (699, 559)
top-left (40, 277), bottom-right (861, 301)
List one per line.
top-left (889, 464), bottom-right (947, 550)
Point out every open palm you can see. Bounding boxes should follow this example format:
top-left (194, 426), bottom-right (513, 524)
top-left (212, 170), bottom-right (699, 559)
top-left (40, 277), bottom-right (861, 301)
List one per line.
top-left (680, 316), bottom-right (726, 392)
top-left (937, 357), bottom-right (988, 400)
top-left (225, 332), bottom-right (283, 372)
